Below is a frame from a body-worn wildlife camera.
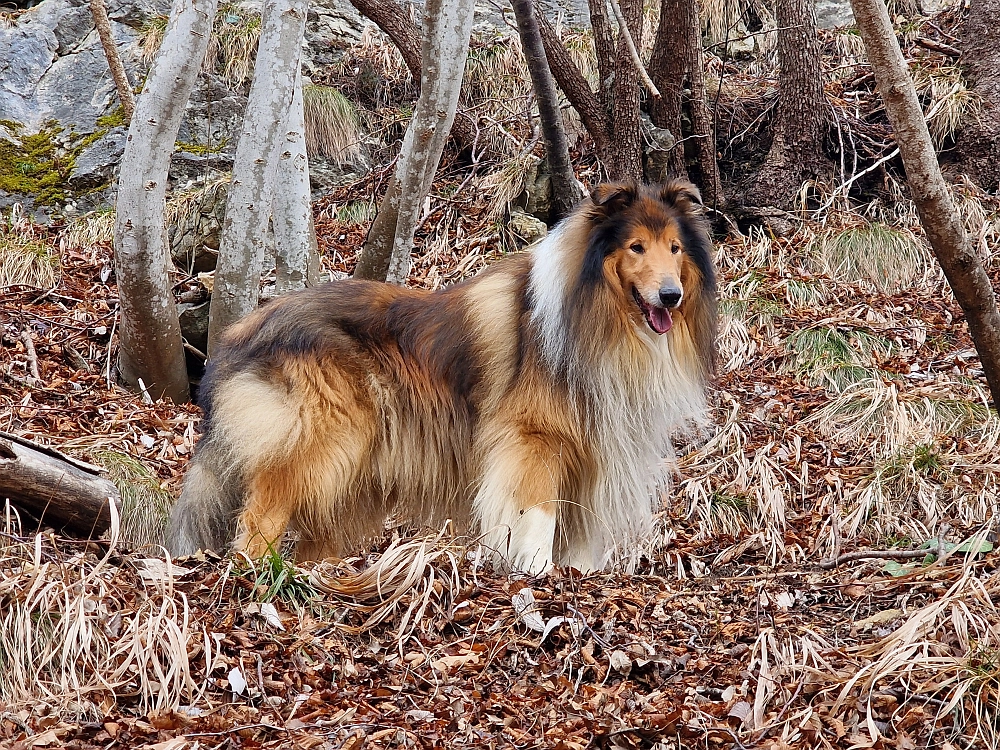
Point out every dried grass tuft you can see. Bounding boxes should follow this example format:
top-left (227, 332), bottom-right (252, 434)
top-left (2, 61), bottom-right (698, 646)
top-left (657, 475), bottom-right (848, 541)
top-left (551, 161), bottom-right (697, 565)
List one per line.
top-left (303, 85), bottom-right (367, 166)
top-left (0, 208), bottom-right (59, 288)
top-left (92, 450), bottom-right (173, 550)
top-left (0, 502), bottom-right (199, 717)
top-left (814, 223), bottom-right (929, 293)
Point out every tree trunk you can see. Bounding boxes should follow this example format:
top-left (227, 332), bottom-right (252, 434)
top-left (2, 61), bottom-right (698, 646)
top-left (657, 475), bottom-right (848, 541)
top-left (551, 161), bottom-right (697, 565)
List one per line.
top-left (208, 0), bottom-right (306, 353)
top-left (536, 12), bottom-right (612, 159)
top-left (745, 0), bottom-right (830, 209)
top-left (114, 0), bottom-right (217, 403)
top-left (953, 0), bottom-right (1000, 191)
top-left (851, 0), bottom-right (1000, 410)
top-left (685, 0), bottom-right (721, 207)
top-left (586, 0), bottom-right (616, 114)
top-left (510, 0), bottom-right (582, 220)
top-left (274, 70), bottom-right (320, 295)
top-left (0, 432), bottom-right (117, 537)
top-left (90, 0), bottom-right (135, 120)
top-left (348, 0), bottom-right (479, 154)
top-left (649, 0), bottom-right (688, 179)
top-left (609, 0), bottom-right (644, 182)
top-left (353, 0), bottom-right (476, 283)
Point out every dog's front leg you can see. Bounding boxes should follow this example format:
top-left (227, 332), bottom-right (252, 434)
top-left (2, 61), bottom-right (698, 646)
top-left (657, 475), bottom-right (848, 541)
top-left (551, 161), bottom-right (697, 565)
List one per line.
top-left (475, 435), bottom-right (564, 574)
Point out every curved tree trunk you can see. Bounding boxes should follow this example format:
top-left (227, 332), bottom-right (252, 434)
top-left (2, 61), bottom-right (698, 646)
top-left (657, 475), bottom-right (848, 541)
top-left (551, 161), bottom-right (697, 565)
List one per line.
top-left (609, 0), bottom-right (644, 182)
top-left (953, 0), bottom-right (1000, 191)
top-left (354, 0), bottom-right (476, 283)
top-left (536, 12), bottom-right (612, 159)
top-left (510, 0), bottom-right (582, 220)
top-left (348, 0), bottom-right (479, 154)
top-left (685, 0), bottom-right (721, 207)
top-left (745, 0), bottom-right (830, 209)
top-left (274, 70), bottom-right (320, 295)
top-left (851, 0), bottom-right (1000, 410)
top-left (208, 0), bottom-right (307, 353)
top-left (113, 0), bottom-right (218, 403)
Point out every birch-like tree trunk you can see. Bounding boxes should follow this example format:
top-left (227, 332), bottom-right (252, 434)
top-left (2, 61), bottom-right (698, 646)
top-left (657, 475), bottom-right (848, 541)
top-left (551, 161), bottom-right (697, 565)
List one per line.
top-left (510, 0), bottom-right (581, 220)
top-left (850, 0), bottom-right (1000, 409)
top-left (114, 0), bottom-right (218, 403)
top-left (274, 70), bottom-right (320, 295)
top-left (208, 0), bottom-right (307, 353)
top-left (353, 0), bottom-right (476, 283)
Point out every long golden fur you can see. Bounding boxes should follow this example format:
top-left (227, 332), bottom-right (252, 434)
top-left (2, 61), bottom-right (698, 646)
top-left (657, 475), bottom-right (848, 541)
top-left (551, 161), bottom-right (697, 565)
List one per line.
top-left (167, 181), bottom-right (717, 572)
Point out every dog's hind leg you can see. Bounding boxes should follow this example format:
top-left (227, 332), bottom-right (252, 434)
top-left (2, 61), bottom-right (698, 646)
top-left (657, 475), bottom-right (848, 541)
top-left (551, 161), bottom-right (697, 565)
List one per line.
top-left (474, 434), bottom-right (567, 574)
top-left (234, 468), bottom-right (297, 559)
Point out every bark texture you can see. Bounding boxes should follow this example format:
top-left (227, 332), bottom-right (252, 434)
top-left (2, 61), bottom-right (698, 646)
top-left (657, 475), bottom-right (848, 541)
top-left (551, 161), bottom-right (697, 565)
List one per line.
top-left (209, 0), bottom-right (306, 353)
top-left (609, 0), bottom-right (644, 181)
top-left (354, 0), bottom-right (476, 283)
top-left (274, 70), bottom-right (320, 295)
top-left (851, 0), bottom-right (1000, 410)
top-left (0, 433), bottom-right (117, 537)
top-left (536, 12), bottom-right (612, 158)
top-left (649, 0), bottom-right (720, 204)
top-left (745, 0), bottom-right (830, 209)
top-left (90, 0), bottom-right (135, 120)
top-left (114, 0), bottom-right (218, 403)
top-left (953, 0), bottom-right (1000, 191)
top-left (510, 0), bottom-right (582, 220)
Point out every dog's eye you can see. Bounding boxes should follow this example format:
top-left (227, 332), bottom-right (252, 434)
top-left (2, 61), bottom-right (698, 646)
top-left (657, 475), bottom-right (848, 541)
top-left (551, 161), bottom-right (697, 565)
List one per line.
top-left (630, 243), bottom-right (645, 254)
top-left (671, 242), bottom-right (681, 254)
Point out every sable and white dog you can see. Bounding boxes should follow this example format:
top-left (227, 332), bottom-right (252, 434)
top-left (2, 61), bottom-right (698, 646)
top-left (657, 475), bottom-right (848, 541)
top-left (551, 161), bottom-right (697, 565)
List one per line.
top-left (167, 181), bottom-right (717, 572)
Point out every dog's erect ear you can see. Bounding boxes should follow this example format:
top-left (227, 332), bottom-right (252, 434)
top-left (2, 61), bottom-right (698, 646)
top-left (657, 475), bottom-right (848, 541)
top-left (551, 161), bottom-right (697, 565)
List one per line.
top-left (591, 182), bottom-right (638, 215)
top-left (659, 180), bottom-right (703, 211)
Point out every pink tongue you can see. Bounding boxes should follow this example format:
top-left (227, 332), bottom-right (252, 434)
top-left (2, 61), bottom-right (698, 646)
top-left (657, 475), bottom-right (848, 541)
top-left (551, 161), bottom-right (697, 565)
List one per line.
top-left (650, 305), bottom-right (673, 334)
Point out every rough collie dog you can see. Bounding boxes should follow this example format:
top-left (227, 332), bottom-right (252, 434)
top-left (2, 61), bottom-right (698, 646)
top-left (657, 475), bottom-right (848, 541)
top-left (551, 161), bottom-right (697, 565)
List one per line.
top-left (166, 181), bottom-right (717, 573)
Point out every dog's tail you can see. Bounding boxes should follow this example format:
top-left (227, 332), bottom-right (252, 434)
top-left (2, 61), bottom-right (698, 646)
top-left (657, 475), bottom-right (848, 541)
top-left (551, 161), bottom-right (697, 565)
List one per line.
top-left (166, 436), bottom-right (243, 556)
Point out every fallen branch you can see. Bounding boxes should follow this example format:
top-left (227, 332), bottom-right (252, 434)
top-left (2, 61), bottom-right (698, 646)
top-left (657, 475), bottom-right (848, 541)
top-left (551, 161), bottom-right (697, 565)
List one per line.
top-left (915, 36), bottom-right (961, 58)
top-left (819, 548), bottom-right (930, 569)
top-left (19, 328), bottom-right (41, 384)
top-left (0, 431), bottom-right (117, 537)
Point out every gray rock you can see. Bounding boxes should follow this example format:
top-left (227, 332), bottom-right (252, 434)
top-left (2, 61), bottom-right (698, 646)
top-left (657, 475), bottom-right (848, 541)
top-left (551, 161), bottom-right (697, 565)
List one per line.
top-left (815, 0), bottom-right (854, 28)
top-left (30, 0), bottom-right (95, 54)
top-left (170, 181), bottom-right (228, 274)
top-left (642, 115), bottom-right (676, 185)
top-left (178, 301), bottom-right (210, 355)
top-left (508, 209), bottom-right (547, 246)
top-left (69, 127), bottom-right (127, 191)
top-left (106, 0), bottom-right (169, 29)
top-left (0, 23), bottom-right (59, 127)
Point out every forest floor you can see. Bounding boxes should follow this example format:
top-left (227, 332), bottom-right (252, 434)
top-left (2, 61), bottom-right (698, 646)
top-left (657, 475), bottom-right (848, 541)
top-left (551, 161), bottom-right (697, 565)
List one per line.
top-left (2, 3), bottom-right (1000, 748)
top-left (1, 172), bottom-right (999, 750)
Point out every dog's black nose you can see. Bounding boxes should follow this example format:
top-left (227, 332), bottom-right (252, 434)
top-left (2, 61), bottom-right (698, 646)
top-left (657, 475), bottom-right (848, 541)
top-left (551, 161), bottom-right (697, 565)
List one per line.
top-left (659, 286), bottom-right (682, 308)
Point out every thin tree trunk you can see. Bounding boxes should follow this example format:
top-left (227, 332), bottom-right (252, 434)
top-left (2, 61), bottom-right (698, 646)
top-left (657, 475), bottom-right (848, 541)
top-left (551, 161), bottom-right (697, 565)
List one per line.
top-left (348, 0), bottom-right (479, 154)
top-left (685, 0), bottom-right (721, 207)
top-left (536, 12), bottom-right (612, 159)
top-left (586, 0), bottom-right (616, 113)
top-left (649, 0), bottom-right (688, 178)
top-left (90, 0), bottom-right (135, 120)
top-left (354, 0), bottom-right (476, 283)
top-left (953, 0), bottom-right (1000, 191)
top-left (114, 0), bottom-right (217, 403)
top-left (510, 0), bottom-right (582, 220)
top-left (609, 0), bottom-right (644, 181)
top-left (208, 0), bottom-right (306, 353)
top-left (274, 70), bottom-right (320, 294)
top-left (745, 0), bottom-right (830, 209)
top-left (851, 0), bottom-right (1000, 409)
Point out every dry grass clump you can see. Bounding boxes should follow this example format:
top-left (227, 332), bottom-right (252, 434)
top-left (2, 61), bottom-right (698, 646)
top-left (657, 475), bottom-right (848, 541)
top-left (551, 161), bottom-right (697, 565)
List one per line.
top-left (93, 450), bottom-right (174, 550)
top-left (303, 85), bottom-right (367, 166)
top-left (813, 222), bottom-right (929, 293)
top-left (913, 64), bottom-right (981, 148)
top-left (61, 208), bottom-right (116, 252)
top-left (0, 503), bottom-right (199, 718)
top-left (0, 208), bottom-right (59, 288)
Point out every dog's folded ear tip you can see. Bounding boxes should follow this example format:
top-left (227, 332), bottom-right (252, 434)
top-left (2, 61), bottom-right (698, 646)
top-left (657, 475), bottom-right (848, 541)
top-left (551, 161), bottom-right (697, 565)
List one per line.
top-left (659, 179), bottom-right (703, 208)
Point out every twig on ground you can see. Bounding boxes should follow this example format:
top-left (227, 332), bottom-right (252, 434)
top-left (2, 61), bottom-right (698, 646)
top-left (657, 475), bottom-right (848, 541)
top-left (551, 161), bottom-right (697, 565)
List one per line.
top-left (819, 548), bottom-right (933, 569)
top-left (19, 328), bottom-right (41, 384)
top-left (915, 37), bottom-right (961, 58)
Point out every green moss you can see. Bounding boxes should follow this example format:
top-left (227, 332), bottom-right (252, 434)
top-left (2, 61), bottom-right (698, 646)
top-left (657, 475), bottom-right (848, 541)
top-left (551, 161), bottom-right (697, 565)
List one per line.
top-left (96, 106), bottom-right (128, 130)
top-left (0, 121), bottom-right (77, 204)
top-left (174, 139), bottom-right (228, 155)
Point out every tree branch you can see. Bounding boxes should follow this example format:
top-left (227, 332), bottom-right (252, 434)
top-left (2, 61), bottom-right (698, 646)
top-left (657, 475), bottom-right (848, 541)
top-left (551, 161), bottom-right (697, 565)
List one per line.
top-left (606, 0), bottom-right (660, 99)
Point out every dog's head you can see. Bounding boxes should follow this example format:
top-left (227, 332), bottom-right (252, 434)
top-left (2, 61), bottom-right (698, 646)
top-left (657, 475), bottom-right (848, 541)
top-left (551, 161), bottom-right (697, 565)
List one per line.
top-left (579, 180), bottom-right (715, 337)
